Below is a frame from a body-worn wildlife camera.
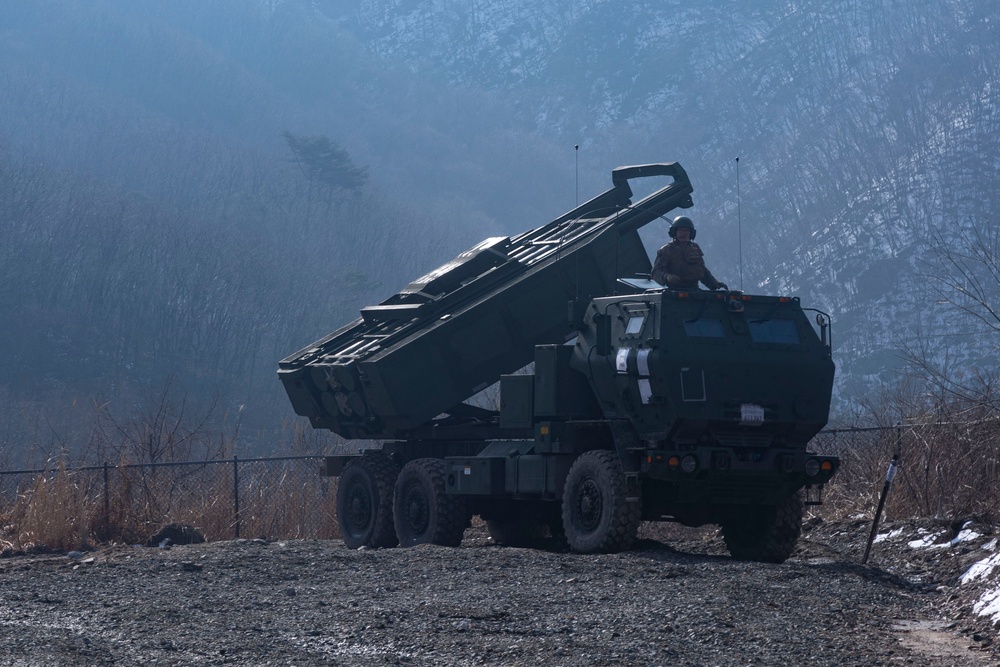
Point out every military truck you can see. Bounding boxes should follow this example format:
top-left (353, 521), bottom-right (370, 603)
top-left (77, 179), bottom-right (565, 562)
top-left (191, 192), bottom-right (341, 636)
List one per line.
top-left (278, 162), bottom-right (838, 562)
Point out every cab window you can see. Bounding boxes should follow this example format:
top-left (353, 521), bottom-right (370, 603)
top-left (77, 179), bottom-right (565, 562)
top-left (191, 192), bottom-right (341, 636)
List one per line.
top-left (748, 318), bottom-right (799, 344)
top-left (683, 318), bottom-right (725, 338)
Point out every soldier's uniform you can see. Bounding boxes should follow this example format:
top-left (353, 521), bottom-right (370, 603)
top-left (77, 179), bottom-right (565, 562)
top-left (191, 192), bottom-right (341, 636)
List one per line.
top-left (651, 240), bottom-right (724, 290)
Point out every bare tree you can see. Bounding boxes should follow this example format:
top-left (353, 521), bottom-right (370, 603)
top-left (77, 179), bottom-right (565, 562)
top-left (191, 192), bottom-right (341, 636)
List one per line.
top-left (903, 218), bottom-right (1000, 410)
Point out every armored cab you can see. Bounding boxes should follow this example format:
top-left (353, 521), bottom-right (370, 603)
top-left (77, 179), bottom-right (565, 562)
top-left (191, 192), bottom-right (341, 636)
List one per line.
top-left (279, 162), bottom-right (839, 562)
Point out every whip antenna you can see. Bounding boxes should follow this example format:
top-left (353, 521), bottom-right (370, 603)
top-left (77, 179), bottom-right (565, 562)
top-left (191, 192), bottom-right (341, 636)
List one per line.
top-left (736, 156), bottom-right (744, 291)
top-left (575, 144), bottom-right (579, 205)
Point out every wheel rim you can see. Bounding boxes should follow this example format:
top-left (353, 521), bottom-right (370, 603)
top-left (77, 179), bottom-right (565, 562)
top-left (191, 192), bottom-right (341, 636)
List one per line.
top-left (343, 480), bottom-right (373, 538)
top-left (574, 477), bottom-right (603, 532)
top-left (402, 483), bottom-right (430, 536)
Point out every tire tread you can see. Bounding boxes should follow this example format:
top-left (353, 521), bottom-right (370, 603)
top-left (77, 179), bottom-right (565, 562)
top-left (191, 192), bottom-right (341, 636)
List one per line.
top-left (562, 450), bottom-right (641, 554)
top-left (394, 458), bottom-right (468, 547)
top-left (337, 453), bottom-right (399, 549)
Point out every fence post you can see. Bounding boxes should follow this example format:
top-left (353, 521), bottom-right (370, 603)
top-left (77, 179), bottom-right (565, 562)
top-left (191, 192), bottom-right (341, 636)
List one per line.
top-left (863, 454), bottom-right (900, 564)
top-left (233, 455), bottom-right (241, 539)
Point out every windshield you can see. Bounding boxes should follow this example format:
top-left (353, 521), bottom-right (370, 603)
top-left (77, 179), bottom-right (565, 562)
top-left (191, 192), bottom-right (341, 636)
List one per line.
top-left (748, 318), bottom-right (799, 344)
top-left (683, 318), bottom-right (726, 338)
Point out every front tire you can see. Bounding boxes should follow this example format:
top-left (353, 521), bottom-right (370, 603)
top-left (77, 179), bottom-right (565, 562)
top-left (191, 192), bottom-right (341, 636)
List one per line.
top-left (336, 454), bottom-right (399, 549)
top-left (393, 458), bottom-right (468, 547)
top-left (561, 450), bottom-right (641, 553)
top-left (721, 491), bottom-right (804, 563)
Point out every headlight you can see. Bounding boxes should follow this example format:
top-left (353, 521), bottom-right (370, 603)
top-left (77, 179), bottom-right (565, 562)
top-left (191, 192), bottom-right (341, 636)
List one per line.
top-left (681, 455), bottom-right (698, 474)
top-left (805, 458), bottom-right (820, 476)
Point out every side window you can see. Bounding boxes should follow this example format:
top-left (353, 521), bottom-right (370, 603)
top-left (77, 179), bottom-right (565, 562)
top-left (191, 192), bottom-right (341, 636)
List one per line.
top-left (683, 318), bottom-right (725, 338)
top-left (748, 319), bottom-right (800, 344)
top-left (621, 305), bottom-right (650, 339)
top-left (625, 315), bottom-right (645, 335)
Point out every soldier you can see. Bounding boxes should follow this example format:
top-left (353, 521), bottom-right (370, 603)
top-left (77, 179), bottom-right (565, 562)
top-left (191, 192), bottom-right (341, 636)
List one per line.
top-left (651, 216), bottom-right (728, 290)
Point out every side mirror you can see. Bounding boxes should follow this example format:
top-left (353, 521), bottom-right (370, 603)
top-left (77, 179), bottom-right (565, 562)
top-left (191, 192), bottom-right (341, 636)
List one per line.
top-left (815, 313), bottom-right (829, 347)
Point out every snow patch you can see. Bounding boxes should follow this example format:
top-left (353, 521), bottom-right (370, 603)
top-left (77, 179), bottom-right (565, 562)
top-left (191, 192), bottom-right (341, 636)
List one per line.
top-left (950, 527), bottom-right (982, 546)
top-left (874, 527), bottom-right (904, 543)
top-left (961, 552), bottom-right (1000, 585)
top-left (907, 529), bottom-right (947, 549)
top-left (973, 587), bottom-right (1000, 625)
top-left (907, 524), bottom-right (982, 550)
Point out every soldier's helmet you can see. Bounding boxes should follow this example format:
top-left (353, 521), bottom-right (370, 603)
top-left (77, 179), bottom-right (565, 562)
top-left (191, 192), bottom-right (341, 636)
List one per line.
top-left (669, 216), bottom-right (697, 240)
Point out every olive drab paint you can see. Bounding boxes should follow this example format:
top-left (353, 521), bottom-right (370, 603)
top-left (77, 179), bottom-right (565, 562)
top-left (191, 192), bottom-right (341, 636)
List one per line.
top-left (279, 163), bottom-right (839, 560)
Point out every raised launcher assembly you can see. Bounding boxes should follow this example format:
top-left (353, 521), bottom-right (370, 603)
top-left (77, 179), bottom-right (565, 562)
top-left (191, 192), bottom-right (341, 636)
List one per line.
top-left (279, 162), bottom-right (839, 562)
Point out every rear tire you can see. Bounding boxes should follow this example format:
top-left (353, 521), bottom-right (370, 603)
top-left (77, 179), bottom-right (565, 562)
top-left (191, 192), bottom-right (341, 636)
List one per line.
top-left (336, 454), bottom-right (399, 549)
top-left (561, 450), bottom-right (641, 553)
top-left (721, 491), bottom-right (804, 563)
top-left (393, 458), bottom-right (468, 547)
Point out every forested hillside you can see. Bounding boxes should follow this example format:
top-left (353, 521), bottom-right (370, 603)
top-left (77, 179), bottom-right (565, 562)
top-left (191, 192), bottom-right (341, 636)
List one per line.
top-left (340, 0), bottom-right (1000, 394)
top-left (1, 0), bottom-right (998, 462)
top-left (1, 0), bottom-right (546, 458)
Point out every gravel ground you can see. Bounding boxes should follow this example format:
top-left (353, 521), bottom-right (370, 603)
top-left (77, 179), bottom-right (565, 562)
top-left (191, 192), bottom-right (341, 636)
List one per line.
top-left (0, 518), bottom-right (997, 666)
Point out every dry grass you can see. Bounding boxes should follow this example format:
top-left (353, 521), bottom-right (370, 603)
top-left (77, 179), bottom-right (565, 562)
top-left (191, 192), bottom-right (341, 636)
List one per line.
top-left (0, 457), bottom-right (340, 552)
top-left (817, 403), bottom-right (1000, 525)
top-left (0, 390), bottom-right (343, 552)
top-left (2, 463), bottom-right (89, 552)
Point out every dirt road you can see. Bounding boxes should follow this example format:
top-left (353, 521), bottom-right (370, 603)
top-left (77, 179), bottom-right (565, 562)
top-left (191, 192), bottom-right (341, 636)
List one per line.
top-left (0, 520), bottom-right (996, 666)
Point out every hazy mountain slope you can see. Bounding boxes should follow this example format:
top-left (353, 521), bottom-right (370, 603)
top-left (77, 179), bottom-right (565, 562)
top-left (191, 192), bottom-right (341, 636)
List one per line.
top-left (1, 1), bottom-right (575, 237)
top-left (0, 1), bottom-right (503, 444)
top-left (1, 0), bottom-right (611, 451)
top-left (334, 0), bottom-right (1000, 400)
top-left (1, 0), bottom-right (998, 454)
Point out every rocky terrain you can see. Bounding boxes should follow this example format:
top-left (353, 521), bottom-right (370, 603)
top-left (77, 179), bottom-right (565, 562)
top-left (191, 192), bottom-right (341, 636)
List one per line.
top-left (0, 517), bottom-right (997, 666)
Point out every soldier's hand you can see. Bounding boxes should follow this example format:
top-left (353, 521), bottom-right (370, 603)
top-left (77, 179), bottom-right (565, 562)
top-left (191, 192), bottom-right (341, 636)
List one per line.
top-left (715, 282), bottom-right (728, 291)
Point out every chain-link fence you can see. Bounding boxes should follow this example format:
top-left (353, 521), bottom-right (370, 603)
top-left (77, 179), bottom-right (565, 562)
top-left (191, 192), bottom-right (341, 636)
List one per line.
top-left (812, 419), bottom-right (1000, 522)
top-left (0, 455), bottom-right (339, 550)
top-left (3, 418), bottom-right (997, 550)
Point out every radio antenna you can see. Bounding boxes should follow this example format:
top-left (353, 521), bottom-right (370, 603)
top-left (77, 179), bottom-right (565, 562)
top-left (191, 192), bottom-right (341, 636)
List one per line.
top-left (575, 144), bottom-right (580, 205)
top-left (736, 156), bottom-right (744, 292)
